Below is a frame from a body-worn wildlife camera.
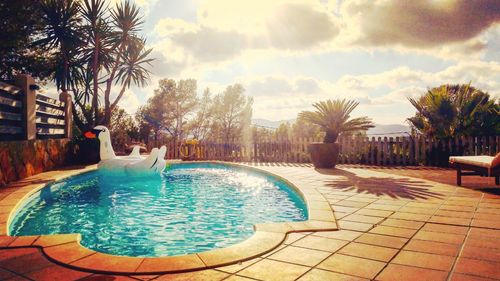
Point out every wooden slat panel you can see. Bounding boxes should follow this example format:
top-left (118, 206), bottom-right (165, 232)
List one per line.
top-left (36, 110), bottom-right (65, 119)
top-left (0, 81), bottom-right (21, 94)
top-left (36, 99), bottom-right (64, 111)
top-left (36, 127), bottom-right (65, 135)
top-left (0, 111), bottom-right (22, 121)
top-left (0, 95), bottom-right (22, 108)
top-left (36, 104), bottom-right (64, 116)
top-left (0, 125), bottom-right (23, 134)
top-left (36, 94), bottom-right (63, 106)
top-left (36, 116), bottom-right (65, 126)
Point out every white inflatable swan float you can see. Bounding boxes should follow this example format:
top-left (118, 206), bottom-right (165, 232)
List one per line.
top-left (85, 126), bottom-right (166, 175)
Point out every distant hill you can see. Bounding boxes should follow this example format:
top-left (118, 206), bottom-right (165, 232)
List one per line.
top-left (367, 124), bottom-right (411, 137)
top-left (252, 118), bottom-right (294, 129)
top-left (252, 118), bottom-right (410, 137)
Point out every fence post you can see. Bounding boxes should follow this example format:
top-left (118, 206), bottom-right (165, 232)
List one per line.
top-left (14, 74), bottom-right (36, 140)
top-left (59, 91), bottom-right (73, 139)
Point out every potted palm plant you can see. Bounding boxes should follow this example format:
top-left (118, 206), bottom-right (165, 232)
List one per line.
top-left (299, 99), bottom-right (374, 168)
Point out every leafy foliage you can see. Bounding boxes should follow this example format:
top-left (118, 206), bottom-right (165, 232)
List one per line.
top-left (0, 0), bottom-right (49, 80)
top-left (32, 0), bottom-right (153, 131)
top-left (299, 99), bottom-right (374, 143)
top-left (408, 83), bottom-right (499, 139)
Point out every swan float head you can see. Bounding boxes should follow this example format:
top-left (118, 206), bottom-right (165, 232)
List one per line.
top-left (85, 126), bottom-right (166, 175)
top-left (84, 125), bottom-right (116, 161)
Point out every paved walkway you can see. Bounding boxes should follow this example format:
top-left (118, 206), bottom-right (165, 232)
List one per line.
top-left (1, 164), bottom-right (499, 280)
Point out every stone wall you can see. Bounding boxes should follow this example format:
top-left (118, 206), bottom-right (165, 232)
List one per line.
top-left (0, 139), bottom-right (70, 187)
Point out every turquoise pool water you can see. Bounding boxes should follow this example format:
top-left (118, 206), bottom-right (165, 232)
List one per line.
top-left (9, 163), bottom-right (307, 257)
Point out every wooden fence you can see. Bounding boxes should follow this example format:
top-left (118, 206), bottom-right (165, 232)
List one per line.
top-left (0, 74), bottom-right (72, 141)
top-left (158, 135), bottom-right (499, 166)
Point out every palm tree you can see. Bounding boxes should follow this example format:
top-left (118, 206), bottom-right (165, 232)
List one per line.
top-left (408, 83), bottom-right (499, 139)
top-left (111, 38), bottom-right (153, 112)
top-left (102, 0), bottom-right (144, 126)
top-left (35, 0), bottom-right (83, 92)
top-left (81, 0), bottom-right (113, 126)
top-left (299, 99), bottom-right (374, 143)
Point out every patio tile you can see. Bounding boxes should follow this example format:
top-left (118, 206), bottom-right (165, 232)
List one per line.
top-left (355, 233), bottom-right (408, 249)
top-left (469, 227), bottom-right (500, 239)
top-left (412, 230), bottom-right (465, 244)
top-left (337, 220), bottom-right (373, 232)
top-left (333, 211), bottom-right (349, 219)
top-left (374, 199), bottom-right (408, 206)
top-left (261, 245), bottom-right (286, 258)
top-left (403, 239), bottom-right (461, 256)
top-left (334, 200), bottom-right (369, 208)
top-left (25, 264), bottom-right (92, 281)
top-left (389, 212), bottom-right (431, 222)
top-left (392, 250), bottom-right (455, 271)
top-left (298, 268), bottom-right (368, 281)
top-left (440, 205), bottom-right (475, 212)
top-left (136, 254), bottom-right (206, 273)
top-left (283, 232), bottom-right (306, 244)
top-left (71, 253), bottom-right (144, 273)
top-left (380, 218), bottom-right (424, 230)
top-left (238, 259), bottom-right (310, 281)
top-left (0, 248), bottom-right (52, 274)
top-left (153, 270), bottom-right (228, 281)
top-left (338, 242), bottom-right (398, 262)
top-left (8, 235), bottom-right (39, 247)
top-left (313, 230), bottom-right (362, 241)
top-left (224, 276), bottom-right (256, 281)
top-left (376, 263), bottom-right (448, 281)
top-left (406, 202), bottom-right (440, 209)
top-left (292, 236), bottom-right (348, 252)
top-left (434, 210), bottom-right (474, 219)
top-left (428, 216), bottom-right (471, 226)
top-left (421, 223), bottom-right (469, 235)
top-left (0, 268), bottom-right (18, 280)
top-left (0, 235), bottom-right (16, 246)
top-left (466, 236), bottom-right (500, 250)
top-left (454, 257), bottom-right (500, 279)
top-left (43, 242), bottom-right (96, 264)
top-left (268, 245), bottom-right (330, 266)
top-left (450, 273), bottom-right (497, 281)
top-left (33, 234), bottom-right (78, 247)
top-left (461, 245), bottom-right (500, 262)
top-left (369, 226), bottom-right (417, 238)
top-left (471, 219), bottom-right (500, 229)
top-left (398, 206), bottom-right (436, 215)
top-left (331, 206), bottom-right (360, 214)
top-left (354, 209), bottom-right (393, 218)
top-left (216, 258), bottom-right (261, 273)
top-left (365, 204), bottom-right (401, 211)
top-left (317, 253), bottom-right (386, 279)
top-left (342, 214), bottom-right (384, 224)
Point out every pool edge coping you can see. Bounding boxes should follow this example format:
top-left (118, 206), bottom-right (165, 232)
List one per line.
top-left (0, 161), bottom-right (338, 274)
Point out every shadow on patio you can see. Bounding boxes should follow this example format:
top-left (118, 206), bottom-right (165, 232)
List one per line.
top-left (316, 168), bottom-right (445, 200)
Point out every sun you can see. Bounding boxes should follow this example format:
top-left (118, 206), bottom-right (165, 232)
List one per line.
top-left (198, 0), bottom-right (283, 34)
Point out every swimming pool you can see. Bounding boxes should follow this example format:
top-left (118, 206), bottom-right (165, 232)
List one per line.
top-left (9, 163), bottom-right (308, 257)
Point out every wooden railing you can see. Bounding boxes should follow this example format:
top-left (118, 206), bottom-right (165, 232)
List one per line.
top-left (36, 94), bottom-right (66, 139)
top-left (158, 135), bottom-right (499, 166)
top-left (0, 81), bottom-right (24, 140)
top-left (0, 74), bottom-right (72, 141)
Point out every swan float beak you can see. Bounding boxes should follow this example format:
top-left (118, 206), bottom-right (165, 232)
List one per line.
top-left (84, 129), bottom-right (101, 139)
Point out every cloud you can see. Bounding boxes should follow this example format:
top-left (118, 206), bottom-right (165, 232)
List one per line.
top-left (152, 0), bottom-right (340, 72)
top-left (117, 89), bottom-right (141, 114)
top-left (230, 60), bottom-right (500, 121)
top-left (341, 0), bottom-right (500, 48)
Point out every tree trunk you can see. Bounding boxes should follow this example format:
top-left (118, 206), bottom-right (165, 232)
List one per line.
top-left (324, 131), bottom-right (338, 143)
top-left (92, 34), bottom-right (100, 126)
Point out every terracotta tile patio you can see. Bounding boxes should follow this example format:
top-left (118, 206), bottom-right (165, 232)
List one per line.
top-left (0, 163), bottom-right (499, 280)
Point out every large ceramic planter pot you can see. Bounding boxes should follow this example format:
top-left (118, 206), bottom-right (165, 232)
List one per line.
top-left (308, 142), bottom-right (340, 169)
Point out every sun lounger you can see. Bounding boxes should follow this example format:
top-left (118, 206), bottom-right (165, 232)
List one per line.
top-left (449, 153), bottom-right (500, 186)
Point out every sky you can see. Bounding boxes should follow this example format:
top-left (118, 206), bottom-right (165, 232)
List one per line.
top-left (111, 0), bottom-right (500, 125)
